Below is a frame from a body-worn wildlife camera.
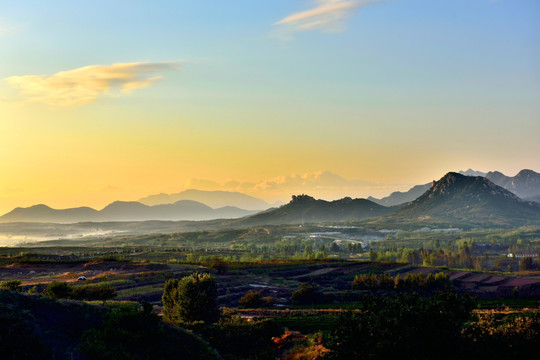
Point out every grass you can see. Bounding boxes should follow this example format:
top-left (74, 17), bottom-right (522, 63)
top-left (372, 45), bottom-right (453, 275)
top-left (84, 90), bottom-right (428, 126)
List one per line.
top-left (115, 284), bottom-right (164, 299)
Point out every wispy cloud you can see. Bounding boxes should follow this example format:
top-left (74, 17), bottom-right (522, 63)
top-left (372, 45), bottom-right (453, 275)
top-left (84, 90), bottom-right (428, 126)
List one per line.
top-left (4, 61), bottom-right (180, 106)
top-left (274, 0), bottom-right (380, 38)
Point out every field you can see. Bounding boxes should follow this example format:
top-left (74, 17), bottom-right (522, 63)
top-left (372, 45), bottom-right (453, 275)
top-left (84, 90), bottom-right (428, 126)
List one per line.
top-left (1, 225), bottom-right (539, 360)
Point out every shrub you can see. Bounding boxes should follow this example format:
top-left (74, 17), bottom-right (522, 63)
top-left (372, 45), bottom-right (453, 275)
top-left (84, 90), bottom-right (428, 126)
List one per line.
top-left (239, 290), bottom-right (263, 308)
top-left (0, 280), bottom-right (22, 292)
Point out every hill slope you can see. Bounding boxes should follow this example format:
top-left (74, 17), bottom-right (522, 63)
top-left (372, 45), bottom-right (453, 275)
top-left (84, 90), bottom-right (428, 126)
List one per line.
top-left (380, 172), bottom-right (540, 227)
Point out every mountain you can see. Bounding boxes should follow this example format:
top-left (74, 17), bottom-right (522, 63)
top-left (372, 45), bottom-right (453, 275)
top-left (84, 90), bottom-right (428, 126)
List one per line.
top-left (485, 169), bottom-right (540, 198)
top-left (381, 172), bottom-right (540, 227)
top-left (0, 204), bottom-right (100, 223)
top-left (459, 169), bottom-right (487, 177)
top-left (0, 200), bottom-right (258, 223)
top-left (235, 194), bottom-right (393, 226)
top-left (368, 183), bottom-right (431, 207)
top-left (138, 189), bottom-right (271, 210)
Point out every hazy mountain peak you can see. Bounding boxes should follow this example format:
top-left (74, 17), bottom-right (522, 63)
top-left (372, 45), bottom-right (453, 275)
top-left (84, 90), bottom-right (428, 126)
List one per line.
top-left (368, 183), bottom-right (431, 207)
top-left (459, 169), bottom-right (487, 177)
top-left (138, 189), bottom-right (271, 210)
top-left (486, 169), bottom-right (540, 198)
top-left (515, 169), bottom-right (539, 178)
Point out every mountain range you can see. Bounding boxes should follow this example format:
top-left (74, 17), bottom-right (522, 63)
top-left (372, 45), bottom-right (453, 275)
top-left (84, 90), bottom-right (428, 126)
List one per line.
top-left (231, 194), bottom-right (393, 226)
top-left (138, 189), bottom-right (275, 210)
top-left (368, 168), bottom-right (540, 207)
top-left (2, 169), bottom-right (540, 227)
top-left (376, 172), bottom-right (540, 227)
top-left (368, 184), bottom-right (431, 207)
top-left (0, 200), bottom-right (258, 223)
top-left (485, 169), bottom-right (540, 199)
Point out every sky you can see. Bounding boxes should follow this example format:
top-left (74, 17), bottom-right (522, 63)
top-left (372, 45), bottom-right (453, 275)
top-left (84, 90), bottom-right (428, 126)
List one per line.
top-left (0, 0), bottom-right (539, 213)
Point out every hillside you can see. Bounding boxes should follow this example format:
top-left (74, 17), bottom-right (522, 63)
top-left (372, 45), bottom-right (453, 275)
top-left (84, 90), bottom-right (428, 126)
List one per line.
top-left (138, 189), bottom-right (272, 210)
top-left (0, 290), bottom-right (219, 360)
top-left (379, 172), bottom-right (540, 227)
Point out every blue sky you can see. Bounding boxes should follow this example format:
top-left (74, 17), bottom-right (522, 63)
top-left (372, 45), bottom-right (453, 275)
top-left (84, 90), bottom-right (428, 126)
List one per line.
top-left (0, 0), bottom-right (539, 211)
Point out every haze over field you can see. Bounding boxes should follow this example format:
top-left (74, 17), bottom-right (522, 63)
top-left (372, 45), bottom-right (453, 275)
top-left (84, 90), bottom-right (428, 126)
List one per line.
top-left (0, 1), bottom-right (539, 215)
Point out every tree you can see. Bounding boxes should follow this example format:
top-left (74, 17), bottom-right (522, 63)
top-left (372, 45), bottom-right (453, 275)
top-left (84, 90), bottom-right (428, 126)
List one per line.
top-left (291, 282), bottom-right (324, 305)
top-left (519, 257), bottom-right (535, 271)
top-left (209, 257), bottom-right (228, 274)
top-left (162, 273), bottom-right (220, 324)
top-left (44, 281), bottom-right (72, 299)
top-left (71, 285), bottom-right (117, 305)
top-left (239, 290), bottom-right (263, 308)
top-left (325, 290), bottom-right (475, 360)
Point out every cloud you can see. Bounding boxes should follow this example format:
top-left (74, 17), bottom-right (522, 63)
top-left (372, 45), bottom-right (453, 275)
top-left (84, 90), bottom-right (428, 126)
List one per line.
top-left (3, 61), bottom-right (179, 106)
top-left (181, 171), bottom-right (404, 202)
top-left (274, 0), bottom-right (380, 37)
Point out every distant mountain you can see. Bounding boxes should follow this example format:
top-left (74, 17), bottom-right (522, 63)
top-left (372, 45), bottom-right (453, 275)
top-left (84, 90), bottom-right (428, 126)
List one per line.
top-left (235, 194), bottom-right (393, 226)
top-left (138, 189), bottom-right (271, 210)
top-left (0, 200), bottom-right (258, 223)
top-left (485, 169), bottom-right (540, 198)
top-left (0, 204), bottom-right (100, 223)
top-left (459, 169), bottom-right (487, 177)
top-left (368, 183), bottom-right (431, 207)
top-left (381, 172), bottom-right (540, 227)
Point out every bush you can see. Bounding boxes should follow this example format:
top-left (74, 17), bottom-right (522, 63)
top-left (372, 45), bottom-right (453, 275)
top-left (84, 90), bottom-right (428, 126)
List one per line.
top-left (0, 280), bottom-right (22, 292)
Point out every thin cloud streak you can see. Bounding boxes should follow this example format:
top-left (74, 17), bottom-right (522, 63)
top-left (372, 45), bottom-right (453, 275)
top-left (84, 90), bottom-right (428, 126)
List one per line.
top-left (274, 0), bottom-right (380, 37)
top-left (4, 61), bottom-right (180, 106)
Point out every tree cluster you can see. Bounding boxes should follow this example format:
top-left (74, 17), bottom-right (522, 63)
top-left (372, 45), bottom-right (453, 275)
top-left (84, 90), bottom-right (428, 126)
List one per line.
top-left (353, 272), bottom-right (451, 292)
top-left (324, 290), bottom-right (475, 360)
